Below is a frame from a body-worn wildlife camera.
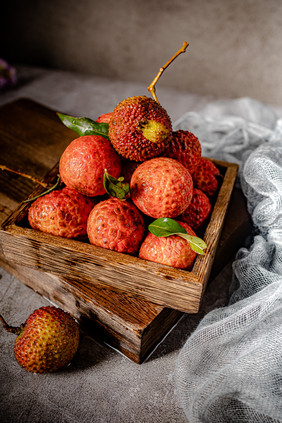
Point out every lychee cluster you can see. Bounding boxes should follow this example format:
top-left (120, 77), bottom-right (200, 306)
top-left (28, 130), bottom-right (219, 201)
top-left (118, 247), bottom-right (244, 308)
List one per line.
top-left (27, 96), bottom-right (221, 270)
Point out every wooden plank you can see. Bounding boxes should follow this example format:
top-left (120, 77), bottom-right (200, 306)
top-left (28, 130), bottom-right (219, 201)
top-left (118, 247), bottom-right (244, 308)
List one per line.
top-left (0, 256), bottom-right (173, 363)
top-left (0, 98), bottom-right (252, 362)
top-left (0, 158), bottom-right (237, 313)
top-left (0, 98), bottom-right (75, 204)
top-left (193, 160), bottom-right (239, 300)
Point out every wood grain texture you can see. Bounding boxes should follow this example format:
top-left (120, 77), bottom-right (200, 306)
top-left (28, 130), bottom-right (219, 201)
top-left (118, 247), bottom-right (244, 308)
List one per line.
top-left (0, 256), bottom-right (171, 363)
top-left (1, 159), bottom-right (238, 313)
top-left (0, 98), bottom-right (252, 362)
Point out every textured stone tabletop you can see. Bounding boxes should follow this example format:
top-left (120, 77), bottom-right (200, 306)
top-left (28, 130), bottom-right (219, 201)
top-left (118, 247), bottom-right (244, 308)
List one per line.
top-left (0, 66), bottom-right (274, 423)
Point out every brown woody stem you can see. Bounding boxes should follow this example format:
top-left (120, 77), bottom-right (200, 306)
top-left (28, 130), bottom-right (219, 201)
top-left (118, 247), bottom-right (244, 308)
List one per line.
top-left (148, 41), bottom-right (189, 103)
top-left (0, 314), bottom-right (23, 336)
top-left (0, 165), bottom-right (47, 187)
top-left (23, 174), bottom-right (61, 203)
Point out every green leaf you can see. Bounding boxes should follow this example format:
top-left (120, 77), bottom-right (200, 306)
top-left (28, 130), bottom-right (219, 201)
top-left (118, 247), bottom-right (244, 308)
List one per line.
top-left (57, 113), bottom-right (109, 140)
top-left (178, 233), bottom-right (207, 255)
top-left (148, 217), bottom-right (187, 237)
top-left (148, 217), bottom-right (207, 255)
top-left (103, 170), bottom-right (130, 200)
top-left (23, 175), bottom-right (61, 203)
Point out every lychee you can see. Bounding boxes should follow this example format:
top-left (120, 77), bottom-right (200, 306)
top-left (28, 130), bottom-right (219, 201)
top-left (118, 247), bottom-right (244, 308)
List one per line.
top-left (108, 96), bottom-right (172, 162)
top-left (192, 158), bottom-right (221, 198)
top-left (96, 112), bottom-right (113, 123)
top-left (139, 221), bottom-right (197, 269)
top-left (0, 306), bottom-right (79, 373)
top-left (163, 129), bottom-right (201, 174)
top-left (178, 188), bottom-right (211, 232)
top-left (59, 135), bottom-right (121, 197)
top-left (130, 157), bottom-right (193, 218)
top-left (87, 197), bottom-right (145, 254)
top-left (28, 187), bottom-right (95, 238)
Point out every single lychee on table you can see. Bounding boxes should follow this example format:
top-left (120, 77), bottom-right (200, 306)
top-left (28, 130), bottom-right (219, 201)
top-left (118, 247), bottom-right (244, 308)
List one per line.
top-left (0, 306), bottom-right (80, 374)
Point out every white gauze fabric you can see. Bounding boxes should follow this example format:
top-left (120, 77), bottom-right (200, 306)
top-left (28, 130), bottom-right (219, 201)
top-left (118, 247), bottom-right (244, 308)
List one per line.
top-left (173, 97), bottom-right (282, 423)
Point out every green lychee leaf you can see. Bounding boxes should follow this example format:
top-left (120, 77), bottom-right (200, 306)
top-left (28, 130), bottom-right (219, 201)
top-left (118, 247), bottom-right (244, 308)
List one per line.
top-left (148, 217), bottom-right (207, 255)
top-left (177, 233), bottom-right (207, 255)
top-left (103, 170), bottom-right (130, 200)
top-left (57, 113), bottom-right (109, 140)
top-left (148, 218), bottom-right (187, 237)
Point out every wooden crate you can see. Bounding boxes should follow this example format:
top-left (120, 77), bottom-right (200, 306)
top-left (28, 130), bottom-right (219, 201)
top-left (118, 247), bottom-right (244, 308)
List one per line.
top-left (0, 98), bottom-right (251, 363)
top-left (0, 158), bottom-right (238, 314)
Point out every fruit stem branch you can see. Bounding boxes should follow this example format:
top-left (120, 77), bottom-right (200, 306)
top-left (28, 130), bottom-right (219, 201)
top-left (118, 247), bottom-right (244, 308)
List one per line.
top-left (0, 165), bottom-right (47, 187)
top-left (147, 41), bottom-right (189, 103)
top-left (0, 314), bottom-right (23, 336)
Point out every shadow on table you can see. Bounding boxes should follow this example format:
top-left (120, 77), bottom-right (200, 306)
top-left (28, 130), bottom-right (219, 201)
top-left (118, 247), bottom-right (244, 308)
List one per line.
top-left (146, 259), bottom-right (234, 362)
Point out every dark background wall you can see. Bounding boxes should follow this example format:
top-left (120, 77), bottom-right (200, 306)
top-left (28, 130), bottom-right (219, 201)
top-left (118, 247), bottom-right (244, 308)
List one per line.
top-left (1, 0), bottom-right (282, 105)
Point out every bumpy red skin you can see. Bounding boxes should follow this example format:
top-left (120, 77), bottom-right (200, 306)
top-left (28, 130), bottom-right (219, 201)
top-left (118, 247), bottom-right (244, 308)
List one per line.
top-left (108, 96), bottom-right (172, 162)
top-left (96, 112), bottom-right (113, 123)
top-left (178, 188), bottom-right (211, 232)
top-left (163, 130), bottom-right (201, 174)
top-left (193, 158), bottom-right (220, 197)
top-left (59, 135), bottom-right (121, 196)
top-left (14, 306), bottom-right (79, 373)
top-left (87, 198), bottom-right (145, 254)
top-left (139, 221), bottom-right (197, 270)
top-left (28, 187), bottom-right (95, 238)
top-left (130, 157), bottom-right (193, 219)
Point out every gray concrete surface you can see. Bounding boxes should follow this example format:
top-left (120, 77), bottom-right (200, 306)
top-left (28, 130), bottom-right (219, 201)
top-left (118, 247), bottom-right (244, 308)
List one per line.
top-left (0, 260), bottom-right (234, 423)
top-left (2, 0), bottom-right (282, 106)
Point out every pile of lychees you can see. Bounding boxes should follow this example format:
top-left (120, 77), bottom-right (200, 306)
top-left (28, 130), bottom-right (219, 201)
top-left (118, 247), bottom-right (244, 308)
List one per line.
top-left (28, 95), bottom-right (221, 270)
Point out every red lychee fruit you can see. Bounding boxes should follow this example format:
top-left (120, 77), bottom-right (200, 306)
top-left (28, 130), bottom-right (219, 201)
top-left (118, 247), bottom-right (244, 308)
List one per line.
top-left (108, 96), bottom-right (172, 162)
top-left (130, 157), bottom-right (193, 219)
top-left (59, 135), bottom-right (121, 197)
top-left (139, 221), bottom-right (197, 269)
top-left (192, 158), bottom-right (221, 198)
top-left (96, 112), bottom-right (113, 123)
top-left (0, 306), bottom-right (79, 373)
top-left (87, 197), bottom-right (145, 254)
top-left (28, 187), bottom-right (95, 238)
top-left (163, 130), bottom-right (201, 174)
top-left (178, 188), bottom-right (211, 232)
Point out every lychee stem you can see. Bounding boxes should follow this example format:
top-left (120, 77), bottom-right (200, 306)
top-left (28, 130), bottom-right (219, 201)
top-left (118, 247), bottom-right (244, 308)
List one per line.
top-left (0, 165), bottom-right (48, 187)
top-left (0, 314), bottom-right (24, 336)
top-left (147, 41), bottom-right (189, 103)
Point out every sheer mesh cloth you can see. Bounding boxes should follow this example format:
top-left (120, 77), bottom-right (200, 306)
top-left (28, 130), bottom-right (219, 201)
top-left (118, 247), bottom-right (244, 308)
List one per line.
top-left (174, 98), bottom-right (282, 423)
